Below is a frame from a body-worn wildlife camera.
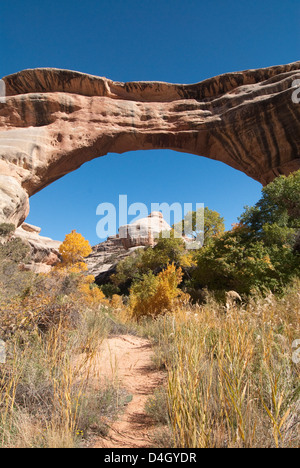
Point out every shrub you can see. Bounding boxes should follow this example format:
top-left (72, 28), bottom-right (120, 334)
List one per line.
top-left (100, 283), bottom-right (121, 298)
top-left (111, 236), bottom-right (192, 294)
top-left (0, 237), bottom-right (30, 264)
top-left (192, 228), bottom-right (300, 295)
top-left (129, 264), bottom-right (184, 319)
top-left (110, 294), bottom-right (124, 309)
top-left (0, 223), bottom-right (15, 239)
top-left (145, 386), bottom-right (170, 425)
top-left (78, 275), bottom-right (108, 306)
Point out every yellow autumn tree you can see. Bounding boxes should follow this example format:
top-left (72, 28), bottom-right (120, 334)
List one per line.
top-left (129, 263), bottom-right (186, 319)
top-left (57, 230), bottom-right (92, 272)
top-left (78, 274), bottom-right (108, 305)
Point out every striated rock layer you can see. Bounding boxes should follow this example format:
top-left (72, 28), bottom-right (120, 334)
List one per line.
top-left (0, 61), bottom-right (300, 226)
top-left (87, 211), bottom-right (172, 283)
top-left (14, 222), bottom-right (61, 273)
top-left (119, 211), bottom-right (171, 249)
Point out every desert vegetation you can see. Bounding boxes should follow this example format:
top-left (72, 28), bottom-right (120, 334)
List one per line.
top-left (0, 171), bottom-right (299, 448)
top-left (140, 283), bottom-right (300, 448)
top-left (0, 229), bottom-right (131, 447)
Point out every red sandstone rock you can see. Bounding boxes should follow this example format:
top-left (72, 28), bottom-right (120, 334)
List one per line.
top-left (0, 62), bottom-right (300, 226)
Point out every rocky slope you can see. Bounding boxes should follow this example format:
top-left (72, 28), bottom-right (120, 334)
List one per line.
top-left (0, 61), bottom-right (300, 226)
top-left (14, 222), bottom-right (61, 273)
top-left (86, 211), bottom-right (171, 283)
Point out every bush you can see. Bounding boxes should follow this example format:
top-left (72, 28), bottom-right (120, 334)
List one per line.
top-left (110, 294), bottom-right (124, 309)
top-left (76, 385), bottom-right (132, 438)
top-left (0, 223), bottom-right (15, 239)
top-left (0, 237), bottom-right (32, 300)
top-left (79, 275), bottom-right (108, 306)
top-left (192, 228), bottom-right (300, 295)
top-left (100, 283), bottom-right (121, 298)
top-left (129, 264), bottom-right (185, 319)
top-left (111, 235), bottom-right (193, 294)
top-left (0, 237), bottom-right (30, 264)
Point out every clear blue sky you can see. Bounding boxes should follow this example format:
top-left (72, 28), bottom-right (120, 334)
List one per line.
top-left (1, 0), bottom-right (299, 244)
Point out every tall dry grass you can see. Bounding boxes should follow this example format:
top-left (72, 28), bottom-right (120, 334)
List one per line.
top-left (0, 306), bottom-right (107, 447)
top-left (1, 263), bottom-right (299, 448)
top-left (134, 281), bottom-right (300, 448)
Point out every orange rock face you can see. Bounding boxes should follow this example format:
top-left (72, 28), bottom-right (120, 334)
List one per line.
top-left (0, 62), bottom-right (300, 225)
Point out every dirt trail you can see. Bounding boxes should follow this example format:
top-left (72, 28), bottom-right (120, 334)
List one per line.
top-left (93, 335), bottom-right (165, 448)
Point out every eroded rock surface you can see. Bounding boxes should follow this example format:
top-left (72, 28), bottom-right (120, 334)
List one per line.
top-left (0, 62), bottom-right (300, 226)
top-left (87, 211), bottom-right (172, 283)
top-left (14, 222), bottom-right (61, 273)
top-left (119, 211), bottom-right (171, 249)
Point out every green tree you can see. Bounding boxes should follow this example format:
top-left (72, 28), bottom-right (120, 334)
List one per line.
top-left (192, 227), bottom-right (299, 295)
top-left (174, 207), bottom-right (225, 245)
top-left (239, 170), bottom-right (300, 248)
top-left (192, 171), bottom-right (300, 296)
top-left (112, 234), bottom-right (188, 293)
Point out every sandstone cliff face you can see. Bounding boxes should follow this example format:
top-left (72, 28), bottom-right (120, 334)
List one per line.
top-left (0, 62), bottom-right (300, 226)
top-left (86, 212), bottom-right (172, 283)
top-left (86, 235), bottom-right (134, 283)
top-left (119, 211), bottom-right (171, 249)
top-left (14, 223), bottom-right (61, 273)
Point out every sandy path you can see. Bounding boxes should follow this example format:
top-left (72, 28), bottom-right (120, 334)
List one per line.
top-left (93, 334), bottom-right (165, 448)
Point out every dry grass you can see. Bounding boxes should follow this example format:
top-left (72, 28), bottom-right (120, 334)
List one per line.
top-left (0, 269), bottom-right (128, 448)
top-left (0, 263), bottom-right (299, 448)
top-left (130, 281), bottom-right (300, 448)
top-left (0, 309), bottom-right (103, 447)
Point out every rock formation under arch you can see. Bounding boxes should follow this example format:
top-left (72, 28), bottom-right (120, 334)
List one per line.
top-left (0, 61), bottom-right (300, 226)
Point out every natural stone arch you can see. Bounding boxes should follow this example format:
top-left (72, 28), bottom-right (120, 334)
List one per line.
top-left (0, 61), bottom-right (300, 226)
